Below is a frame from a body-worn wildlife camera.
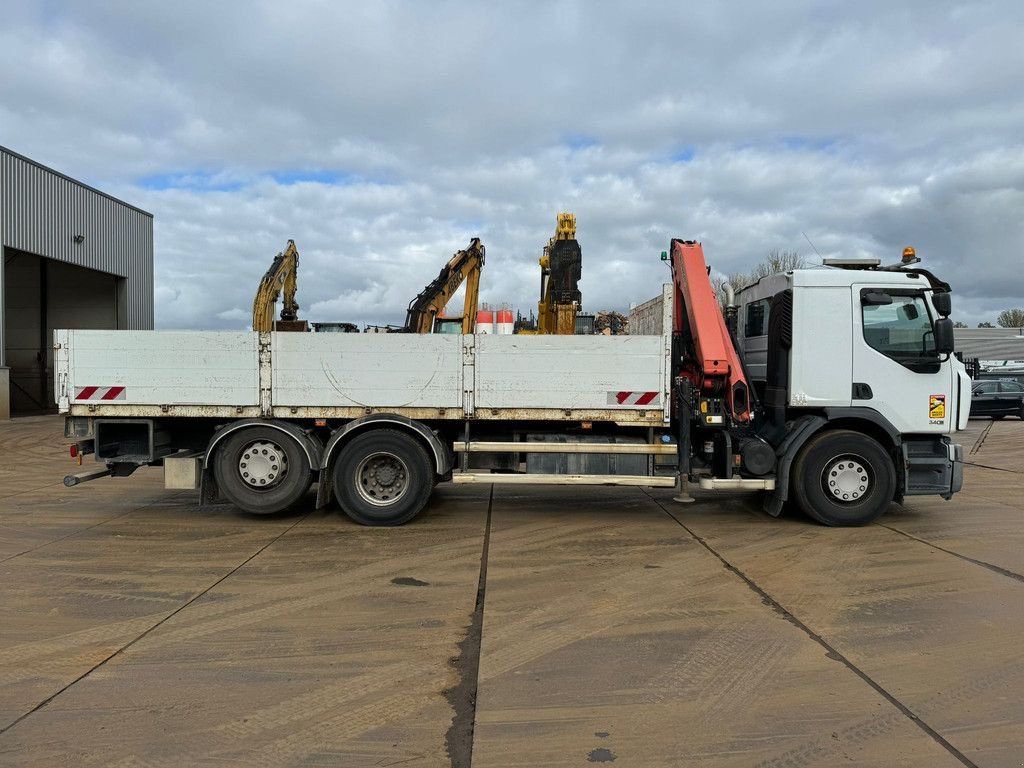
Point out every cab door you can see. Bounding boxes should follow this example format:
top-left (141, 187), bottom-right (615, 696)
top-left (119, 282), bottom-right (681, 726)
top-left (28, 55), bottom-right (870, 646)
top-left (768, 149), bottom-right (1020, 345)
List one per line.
top-left (851, 286), bottom-right (954, 434)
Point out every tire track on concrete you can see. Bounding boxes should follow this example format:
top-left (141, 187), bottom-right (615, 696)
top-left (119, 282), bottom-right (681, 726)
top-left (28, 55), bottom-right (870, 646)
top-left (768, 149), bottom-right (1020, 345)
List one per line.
top-left (645, 492), bottom-right (979, 768)
top-left (102, 512), bottom-right (495, 767)
top-left (95, 515), bottom-right (573, 659)
top-left (0, 481), bottom-right (83, 509)
top-left (0, 510), bottom-right (313, 737)
top-left (876, 522), bottom-right (1024, 584)
top-left (0, 493), bottom-right (185, 565)
top-left (190, 508), bottom-right (724, 765)
top-left (0, 521), bottom-right (493, 677)
top-left (753, 652), bottom-right (1024, 768)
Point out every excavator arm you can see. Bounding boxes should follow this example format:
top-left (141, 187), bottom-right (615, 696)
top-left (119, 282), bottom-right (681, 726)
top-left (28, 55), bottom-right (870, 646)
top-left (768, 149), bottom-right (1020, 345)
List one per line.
top-left (405, 238), bottom-right (486, 334)
top-left (252, 240), bottom-right (302, 333)
top-left (667, 239), bottom-right (752, 423)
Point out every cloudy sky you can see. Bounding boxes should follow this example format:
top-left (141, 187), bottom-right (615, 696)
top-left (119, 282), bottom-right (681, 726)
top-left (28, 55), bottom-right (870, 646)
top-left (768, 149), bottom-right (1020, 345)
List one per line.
top-left (2, 1), bottom-right (1023, 328)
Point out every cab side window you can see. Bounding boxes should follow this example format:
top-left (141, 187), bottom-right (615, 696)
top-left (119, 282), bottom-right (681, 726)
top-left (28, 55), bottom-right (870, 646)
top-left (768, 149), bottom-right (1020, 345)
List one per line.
top-left (744, 299), bottom-right (770, 337)
top-left (861, 291), bottom-right (936, 370)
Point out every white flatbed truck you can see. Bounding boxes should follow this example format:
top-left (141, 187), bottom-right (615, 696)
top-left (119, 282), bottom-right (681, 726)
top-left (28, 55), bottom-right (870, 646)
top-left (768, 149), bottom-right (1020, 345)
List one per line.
top-left (57, 240), bottom-right (969, 526)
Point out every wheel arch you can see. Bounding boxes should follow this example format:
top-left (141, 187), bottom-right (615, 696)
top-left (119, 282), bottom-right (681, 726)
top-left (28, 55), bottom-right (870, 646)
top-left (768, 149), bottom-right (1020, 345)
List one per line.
top-left (764, 408), bottom-right (901, 517)
top-left (202, 419), bottom-right (321, 513)
top-left (316, 415), bottom-right (450, 511)
top-left (203, 419), bottom-right (323, 470)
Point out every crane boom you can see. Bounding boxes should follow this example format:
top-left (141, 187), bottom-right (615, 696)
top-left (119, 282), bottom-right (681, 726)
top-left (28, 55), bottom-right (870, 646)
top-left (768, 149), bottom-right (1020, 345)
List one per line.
top-left (405, 238), bottom-right (486, 334)
top-left (667, 239), bottom-right (752, 423)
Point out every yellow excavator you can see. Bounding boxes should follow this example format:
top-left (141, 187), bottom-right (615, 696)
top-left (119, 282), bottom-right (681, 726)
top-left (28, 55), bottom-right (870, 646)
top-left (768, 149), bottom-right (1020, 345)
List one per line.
top-left (404, 238), bottom-right (486, 333)
top-left (535, 212), bottom-right (582, 334)
top-left (252, 239), bottom-right (309, 333)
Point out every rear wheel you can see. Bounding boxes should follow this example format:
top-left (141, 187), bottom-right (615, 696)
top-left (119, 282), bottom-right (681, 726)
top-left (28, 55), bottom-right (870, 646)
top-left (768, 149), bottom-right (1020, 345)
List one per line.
top-left (333, 429), bottom-right (434, 526)
top-left (214, 427), bottom-right (313, 514)
top-left (792, 430), bottom-right (895, 526)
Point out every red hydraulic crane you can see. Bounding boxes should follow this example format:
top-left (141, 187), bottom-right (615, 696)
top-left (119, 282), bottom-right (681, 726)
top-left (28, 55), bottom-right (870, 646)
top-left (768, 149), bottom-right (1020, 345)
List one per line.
top-left (665, 239), bottom-right (752, 424)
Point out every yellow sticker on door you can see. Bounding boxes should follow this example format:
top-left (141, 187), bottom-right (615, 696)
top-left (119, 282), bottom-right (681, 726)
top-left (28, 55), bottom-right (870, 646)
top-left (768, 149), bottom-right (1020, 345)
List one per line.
top-left (929, 394), bottom-right (946, 419)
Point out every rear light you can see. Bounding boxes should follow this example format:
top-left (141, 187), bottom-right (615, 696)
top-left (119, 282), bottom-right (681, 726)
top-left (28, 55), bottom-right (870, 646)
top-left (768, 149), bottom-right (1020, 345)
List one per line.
top-left (70, 445), bottom-right (78, 458)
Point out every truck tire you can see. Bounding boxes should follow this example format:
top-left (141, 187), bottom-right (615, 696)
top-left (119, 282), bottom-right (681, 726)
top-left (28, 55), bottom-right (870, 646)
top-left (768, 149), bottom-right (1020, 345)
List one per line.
top-left (792, 429), bottom-right (895, 526)
top-left (333, 429), bottom-right (433, 526)
top-left (214, 427), bottom-right (313, 514)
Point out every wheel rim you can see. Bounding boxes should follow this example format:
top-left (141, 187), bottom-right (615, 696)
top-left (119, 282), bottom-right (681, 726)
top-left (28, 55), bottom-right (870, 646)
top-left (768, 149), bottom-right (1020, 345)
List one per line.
top-left (355, 452), bottom-right (410, 506)
top-left (822, 455), bottom-right (870, 503)
top-left (238, 440), bottom-right (288, 490)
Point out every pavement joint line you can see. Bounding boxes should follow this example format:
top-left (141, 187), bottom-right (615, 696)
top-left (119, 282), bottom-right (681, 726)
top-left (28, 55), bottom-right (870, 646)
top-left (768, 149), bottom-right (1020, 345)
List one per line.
top-left (963, 460), bottom-right (1021, 474)
top-left (876, 522), bottom-right (1024, 584)
top-left (0, 481), bottom-right (81, 512)
top-left (0, 493), bottom-right (186, 565)
top-left (443, 484), bottom-right (493, 768)
top-left (642, 489), bottom-right (980, 768)
top-left (969, 422), bottom-right (992, 455)
top-left (0, 508), bottom-right (314, 738)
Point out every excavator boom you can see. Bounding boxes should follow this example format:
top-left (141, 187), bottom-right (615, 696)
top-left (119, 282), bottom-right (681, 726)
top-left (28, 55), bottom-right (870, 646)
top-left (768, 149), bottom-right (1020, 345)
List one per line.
top-left (252, 240), bottom-right (303, 333)
top-left (405, 238), bottom-right (486, 333)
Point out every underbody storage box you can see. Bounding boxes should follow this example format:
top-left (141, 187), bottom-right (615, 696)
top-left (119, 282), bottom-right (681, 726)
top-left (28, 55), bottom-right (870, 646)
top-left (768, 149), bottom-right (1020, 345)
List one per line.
top-left (164, 456), bottom-right (201, 490)
top-left (525, 434), bottom-right (648, 475)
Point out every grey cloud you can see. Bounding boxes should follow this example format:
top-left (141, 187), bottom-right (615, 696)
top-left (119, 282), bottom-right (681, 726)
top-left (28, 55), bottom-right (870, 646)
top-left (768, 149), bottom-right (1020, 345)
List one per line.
top-left (1, 1), bottom-right (1022, 331)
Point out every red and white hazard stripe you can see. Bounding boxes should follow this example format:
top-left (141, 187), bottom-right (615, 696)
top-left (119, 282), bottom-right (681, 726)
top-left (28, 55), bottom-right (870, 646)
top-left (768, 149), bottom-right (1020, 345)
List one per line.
top-left (74, 386), bottom-right (126, 401)
top-left (609, 391), bottom-right (660, 406)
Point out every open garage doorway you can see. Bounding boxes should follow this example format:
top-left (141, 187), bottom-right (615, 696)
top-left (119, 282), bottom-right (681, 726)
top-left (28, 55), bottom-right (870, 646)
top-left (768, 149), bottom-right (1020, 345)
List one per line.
top-left (4, 248), bottom-right (126, 414)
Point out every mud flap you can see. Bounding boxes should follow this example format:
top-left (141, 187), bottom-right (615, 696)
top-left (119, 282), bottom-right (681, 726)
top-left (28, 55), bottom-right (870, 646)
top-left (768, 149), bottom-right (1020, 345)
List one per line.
top-left (762, 414), bottom-right (827, 517)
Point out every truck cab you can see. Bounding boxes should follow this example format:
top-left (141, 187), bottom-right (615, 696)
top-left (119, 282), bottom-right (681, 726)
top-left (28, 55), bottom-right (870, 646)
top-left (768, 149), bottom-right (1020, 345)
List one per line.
top-left (734, 256), bottom-right (970, 522)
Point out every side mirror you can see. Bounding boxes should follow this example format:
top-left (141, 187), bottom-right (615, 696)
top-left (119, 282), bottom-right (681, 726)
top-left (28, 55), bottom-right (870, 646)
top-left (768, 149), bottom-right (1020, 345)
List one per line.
top-left (934, 317), bottom-right (955, 355)
top-left (932, 291), bottom-right (952, 317)
top-left (862, 291), bottom-right (893, 306)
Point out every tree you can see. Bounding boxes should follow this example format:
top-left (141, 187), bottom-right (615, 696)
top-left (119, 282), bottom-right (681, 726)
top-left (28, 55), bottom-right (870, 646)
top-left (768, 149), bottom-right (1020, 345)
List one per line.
top-left (953, 321), bottom-right (968, 328)
top-left (996, 308), bottom-right (1024, 328)
top-left (752, 249), bottom-right (805, 280)
top-left (717, 249), bottom-right (805, 307)
top-left (978, 321), bottom-right (994, 328)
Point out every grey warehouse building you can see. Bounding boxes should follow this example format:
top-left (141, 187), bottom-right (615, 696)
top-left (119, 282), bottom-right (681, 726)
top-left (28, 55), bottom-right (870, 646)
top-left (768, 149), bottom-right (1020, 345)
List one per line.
top-left (1, 147), bottom-right (153, 418)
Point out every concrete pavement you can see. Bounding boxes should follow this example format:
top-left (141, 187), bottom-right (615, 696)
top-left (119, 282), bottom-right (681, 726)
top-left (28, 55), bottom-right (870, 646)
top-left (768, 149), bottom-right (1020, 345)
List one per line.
top-left (1, 416), bottom-right (1022, 766)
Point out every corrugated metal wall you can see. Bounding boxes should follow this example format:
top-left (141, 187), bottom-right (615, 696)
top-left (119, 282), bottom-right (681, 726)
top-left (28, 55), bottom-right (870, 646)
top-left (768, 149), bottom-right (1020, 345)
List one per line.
top-left (954, 328), bottom-right (1024, 360)
top-left (0, 147), bottom-right (154, 343)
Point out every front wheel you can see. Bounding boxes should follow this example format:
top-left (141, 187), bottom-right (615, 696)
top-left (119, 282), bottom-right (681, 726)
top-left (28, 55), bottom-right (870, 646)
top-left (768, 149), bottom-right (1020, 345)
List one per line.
top-left (792, 430), bottom-right (896, 526)
top-left (333, 429), bottom-right (434, 526)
